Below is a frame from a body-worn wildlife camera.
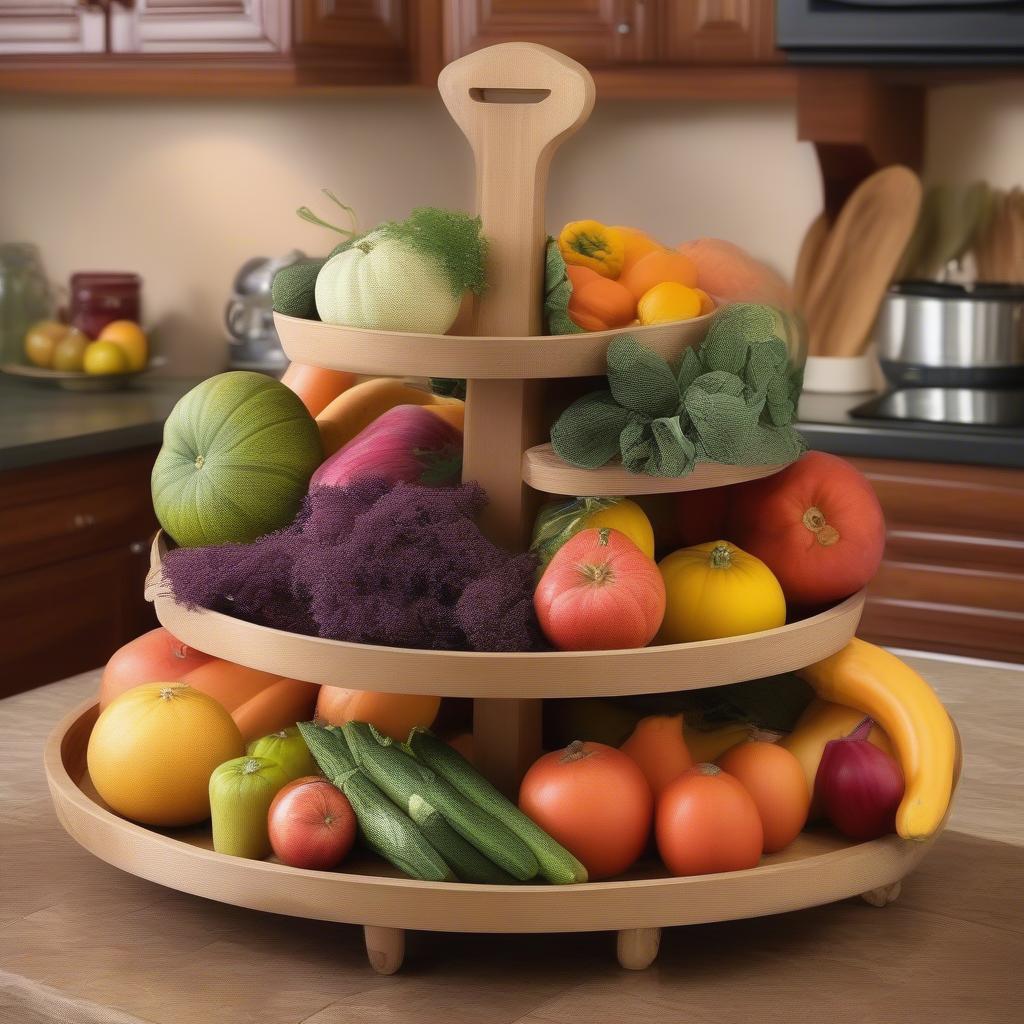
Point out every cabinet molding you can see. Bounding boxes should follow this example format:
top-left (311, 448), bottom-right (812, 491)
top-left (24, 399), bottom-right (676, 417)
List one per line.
top-left (659, 0), bottom-right (781, 65)
top-left (0, 1), bottom-right (105, 54)
top-left (110, 0), bottom-right (290, 54)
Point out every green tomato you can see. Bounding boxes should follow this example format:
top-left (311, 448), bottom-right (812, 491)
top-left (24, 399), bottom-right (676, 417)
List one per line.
top-left (246, 726), bottom-right (318, 783)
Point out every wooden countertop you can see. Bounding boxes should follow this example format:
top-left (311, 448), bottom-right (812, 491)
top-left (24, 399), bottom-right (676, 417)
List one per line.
top-left (1, 655), bottom-right (1021, 1024)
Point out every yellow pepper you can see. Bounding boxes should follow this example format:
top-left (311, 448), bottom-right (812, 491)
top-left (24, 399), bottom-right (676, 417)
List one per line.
top-left (558, 220), bottom-right (626, 278)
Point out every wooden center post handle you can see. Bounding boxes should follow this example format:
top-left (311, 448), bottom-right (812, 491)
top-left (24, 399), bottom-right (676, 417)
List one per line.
top-left (438, 44), bottom-right (595, 795)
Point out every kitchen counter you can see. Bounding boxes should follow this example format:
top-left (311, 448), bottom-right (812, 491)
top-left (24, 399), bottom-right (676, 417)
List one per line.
top-left (0, 375), bottom-right (200, 472)
top-left (798, 389), bottom-right (1024, 469)
top-left (1, 655), bottom-right (1021, 1024)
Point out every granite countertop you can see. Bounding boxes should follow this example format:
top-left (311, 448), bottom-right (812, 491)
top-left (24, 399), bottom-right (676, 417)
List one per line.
top-left (1, 654), bottom-right (1020, 1022)
top-left (798, 389), bottom-right (1024, 469)
top-left (0, 375), bottom-right (200, 472)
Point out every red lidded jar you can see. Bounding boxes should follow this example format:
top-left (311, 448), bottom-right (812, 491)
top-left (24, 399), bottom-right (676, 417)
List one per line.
top-left (69, 272), bottom-right (142, 339)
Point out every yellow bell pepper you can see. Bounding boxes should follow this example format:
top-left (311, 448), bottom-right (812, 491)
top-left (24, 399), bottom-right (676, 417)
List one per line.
top-left (558, 220), bottom-right (626, 278)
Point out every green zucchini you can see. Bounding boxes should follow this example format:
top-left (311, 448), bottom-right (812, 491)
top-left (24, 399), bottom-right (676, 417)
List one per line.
top-left (407, 728), bottom-right (588, 885)
top-left (296, 722), bottom-right (454, 882)
top-left (343, 723), bottom-right (538, 882)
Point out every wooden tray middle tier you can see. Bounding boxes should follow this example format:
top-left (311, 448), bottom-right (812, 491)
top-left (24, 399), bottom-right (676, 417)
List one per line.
top-left (148, 534), bottom-right (864, 698)
top-left (274, 310), bottom-right (714, 379)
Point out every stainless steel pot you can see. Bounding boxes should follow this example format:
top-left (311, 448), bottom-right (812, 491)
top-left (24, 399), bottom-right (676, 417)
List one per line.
top-left (873, 283), bottom-right (1024, 388)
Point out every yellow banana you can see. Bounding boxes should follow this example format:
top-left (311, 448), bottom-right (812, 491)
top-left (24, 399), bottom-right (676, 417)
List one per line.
top-left (797, 638), bottom-right (956, 841)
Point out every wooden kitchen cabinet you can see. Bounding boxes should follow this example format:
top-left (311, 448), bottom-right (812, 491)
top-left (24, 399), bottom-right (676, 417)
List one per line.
top-left (108, 1), bottom-right (291, 54)
top-left (0, 1), bottom-right (105, 54)
top-left (0, 447), bottom-right (159, 697)
top-left (850, 456), bottom-right (1024, 664)
top-left (657, 0), bottom-right (781, 65)
top-left (444, 0), bottom-right (654, 66)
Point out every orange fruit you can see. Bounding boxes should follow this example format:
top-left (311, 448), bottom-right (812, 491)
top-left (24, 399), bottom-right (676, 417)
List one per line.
top-left (23, 320), bottom-right (68, 368)
top-left (97, 319), bottom-right (147, 371)
top-left (694, 288), bottom-right (716, 316)
top-left (637, 282), bottom-right (702, 325)
top-left (87, 683), bottom-right (244, 826)
top-left (619, 250), bottom-right (699, 301)
top-left (83, 340), bottom-right (130, 375)
top-left (613, 227), bottom-right (665, 275)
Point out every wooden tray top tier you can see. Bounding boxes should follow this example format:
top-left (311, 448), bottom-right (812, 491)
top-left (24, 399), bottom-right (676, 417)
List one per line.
top-left (275, 310), bottom-right (716, 380)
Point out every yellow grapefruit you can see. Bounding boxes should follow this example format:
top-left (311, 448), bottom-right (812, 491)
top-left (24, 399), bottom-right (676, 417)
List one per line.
top-left (87, 683), bottom-right (244, 826)
top-left (97, 320), bottom-right (147, 371)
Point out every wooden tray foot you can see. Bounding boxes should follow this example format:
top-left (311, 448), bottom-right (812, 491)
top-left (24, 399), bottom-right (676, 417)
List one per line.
top-left (617, 927), bottom-right (661, 970)
top-left (861, 880), bottom-right (902, 907)
top-left (364, 925), bottom-right (405, 974)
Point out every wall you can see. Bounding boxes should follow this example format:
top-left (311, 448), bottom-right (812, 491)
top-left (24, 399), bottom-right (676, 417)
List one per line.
top-left (1, 80), bottom-right (1021, 378)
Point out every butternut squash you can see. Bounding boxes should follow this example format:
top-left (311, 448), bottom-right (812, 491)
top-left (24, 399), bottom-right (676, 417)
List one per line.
top-left (315, 377), bottom-right (462, 458)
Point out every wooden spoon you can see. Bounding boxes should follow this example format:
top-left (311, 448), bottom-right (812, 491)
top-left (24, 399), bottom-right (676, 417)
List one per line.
top-left (793, 211), bottom-right (829, 346)
top-left (803, 166), bottom-right (923, 358)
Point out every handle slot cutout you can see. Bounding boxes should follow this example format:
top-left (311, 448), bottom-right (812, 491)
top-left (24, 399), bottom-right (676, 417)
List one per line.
top-left (469, 87), bottom-right (551, 105)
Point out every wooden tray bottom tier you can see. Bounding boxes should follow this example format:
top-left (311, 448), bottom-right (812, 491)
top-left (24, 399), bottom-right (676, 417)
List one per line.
top-left (48, 700), bottom-right (942, 936)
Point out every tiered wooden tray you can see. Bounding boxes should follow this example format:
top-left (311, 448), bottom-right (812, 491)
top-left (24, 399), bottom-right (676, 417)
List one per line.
top-left (46, 42), bottom-right (956, 976)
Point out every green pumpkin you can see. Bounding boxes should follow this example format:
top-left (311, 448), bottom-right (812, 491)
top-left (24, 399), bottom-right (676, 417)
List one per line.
top-left (152, 371), bottom-right (322, 548)
top-left (209, 755), bottom-right (289, 859)
top-left (246, 726), bottom-right (318, 783)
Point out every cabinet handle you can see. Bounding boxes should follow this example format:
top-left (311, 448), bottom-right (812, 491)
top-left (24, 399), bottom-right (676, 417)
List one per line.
top-left (73, 513), bottom-right (97, 528)
top-left (129, 541), bottom-right (147, 555)
top-left (616, 22), bottom-right (632, 34)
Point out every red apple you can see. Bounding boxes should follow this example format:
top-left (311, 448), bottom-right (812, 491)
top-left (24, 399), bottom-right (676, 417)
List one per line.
top-left (99, 627), bottom-right (213, 709)
top-left (268, 777), bottom-right (357, 870)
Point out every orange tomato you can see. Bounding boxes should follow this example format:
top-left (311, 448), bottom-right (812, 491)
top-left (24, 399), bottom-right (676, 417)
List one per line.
top-left (280, 363), bottom-right (356, 418)
top-left (717, 740), bottom-right (810, 853)
top-left (315, 686), bottom-right (440, 742)
top-left (620, 713), bottom-right (693, 797)
top-left (656, 763), bottom-right (763, 876)
top-left (519, 740), bottom-right (653, 880)
top-left (618, 250), bottom-right (698, 302)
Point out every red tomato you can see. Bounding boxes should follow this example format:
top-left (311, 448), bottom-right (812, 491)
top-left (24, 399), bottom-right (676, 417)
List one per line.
top-left (99, 627), bottom-right (213, 710)
top-left (519, 740), bottom-right (653, 880)
top-left (730, 451), bottom-right (885, 606)
top-left (717, 741), bottom-right (810, 853)
top-left (656, 764), bottom-right (763, 876)
top-left (533, 528), bottom-right (665, 651)
top-left (268, 777), bottom-right (357, 870)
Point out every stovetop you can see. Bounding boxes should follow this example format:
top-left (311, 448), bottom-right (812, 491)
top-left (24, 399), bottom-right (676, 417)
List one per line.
top-left (850, 388), bottom-right (1024, 429)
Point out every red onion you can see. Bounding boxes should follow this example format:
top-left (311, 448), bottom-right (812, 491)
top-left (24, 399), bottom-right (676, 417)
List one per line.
top-left (814, 717), bottom-right (904, 841)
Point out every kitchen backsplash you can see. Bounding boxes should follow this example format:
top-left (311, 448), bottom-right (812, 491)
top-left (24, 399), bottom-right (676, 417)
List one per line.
top-left (1, 80), bottom-right (1021, 378)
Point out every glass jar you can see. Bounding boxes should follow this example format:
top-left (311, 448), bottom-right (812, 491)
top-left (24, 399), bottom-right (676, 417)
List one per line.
top-left (69, 272), bottom-right (142, 339)
top-left (0, 243), bottom-right (52, 366)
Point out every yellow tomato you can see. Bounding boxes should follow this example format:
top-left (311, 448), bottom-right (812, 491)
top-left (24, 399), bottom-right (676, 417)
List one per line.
top-left (637, 282), bottom-right (702, 326)
top-left (657, 540), bottom-right (786, 644)
top-left (23, 320), bottom-right (67, 368)
top-left (97, 319), bottom-right (147, 371)
top-left (583, 498), bottom-right (655, 559)
top-left (83, 340), bottom-right (130, 375)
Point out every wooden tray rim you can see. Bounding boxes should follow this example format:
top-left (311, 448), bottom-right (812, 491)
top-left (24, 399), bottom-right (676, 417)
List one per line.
top-left (148, 534), bottom-right (865, 697)
top-left (522, 442), bottom-right (790, 496)
top-left (45, 698), bottom-right (946, 935)
top-left (274, 310), bottom-right (715, 380)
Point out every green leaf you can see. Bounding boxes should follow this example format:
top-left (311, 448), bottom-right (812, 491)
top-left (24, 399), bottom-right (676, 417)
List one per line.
top-left (744, 336), bottom-right (789, 393)
top-left (675, 347), bottom-right (704, 401)
top-left (544, 239), bottom-right (585, 336)
top-left (551, 391), bottom-right (632, 469)
top-left (619, 415), bottom-right (695, 477)
top-left (606, 335), bottom-right (679, 418)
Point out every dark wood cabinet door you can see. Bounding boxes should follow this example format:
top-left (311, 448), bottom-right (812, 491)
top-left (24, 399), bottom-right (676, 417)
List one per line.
top-left (109, 0), bottom-right (290, 54)
top-left (445, 0), bottom-right (654, 66)
top-left (0, 0), bottom-right (105, 54)
top-left (658, 0), bottom-right (781, 65)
